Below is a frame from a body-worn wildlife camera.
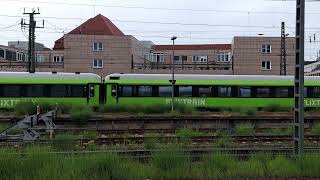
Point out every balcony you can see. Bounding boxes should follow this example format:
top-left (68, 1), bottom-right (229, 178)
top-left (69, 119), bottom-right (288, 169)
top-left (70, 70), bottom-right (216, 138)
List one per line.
top-left (0, 60), bottom-right (64, 68)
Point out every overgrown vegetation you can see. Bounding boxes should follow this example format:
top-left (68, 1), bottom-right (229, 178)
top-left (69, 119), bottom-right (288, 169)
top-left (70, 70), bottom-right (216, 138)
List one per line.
top-left (234, 123), bottom-right (255, 136)
top-left (214, 133), bottom-right (234, 148)
top-left (310, 123), bottom-right (320, 135)
top-left (0, 146), bottom-right (320, 179)
top-left (14, 101), bottom-right (73, 115)
top-left (266, 127), bottom-right (293, 136)
top-left (99, 103), bottom-right (194, 114)
top-left (14, 101), bottom-right (37, 115)
top-left (262, 104), bottom-right (292, 112)
top-left (69, 106), bottom-right (94, 124)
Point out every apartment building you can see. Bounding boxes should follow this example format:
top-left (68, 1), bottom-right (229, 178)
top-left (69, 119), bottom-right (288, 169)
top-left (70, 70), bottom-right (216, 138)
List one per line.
top-left (233, 36), bottom-right (295, 75)
top-left (133, 44), bottom-right (233, 75)
top-left (0, 14), bottom-right (295, 76)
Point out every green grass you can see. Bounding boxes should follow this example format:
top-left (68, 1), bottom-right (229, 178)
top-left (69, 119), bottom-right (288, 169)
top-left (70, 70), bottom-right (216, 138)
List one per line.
top-left (14, 101), bottom-right (73, 115)
top-left (262, 104), bottom-right (292, 112)
top-left (70, 106), bottom-right (94, 124)
top-left (214, 133), bottom-right (234, 148)
top-left (14, 101), bottom-right (37, 115)
top-left (1, 146), bottom-right (320, 179)
top-left (0, 123), bottom-right (10, 132)
top-left (234, 123), bottom-right (255, 136)
top-left (99, 103), bottom-right (194, 114)
top-left (266, 127), bottom-right (293, 136)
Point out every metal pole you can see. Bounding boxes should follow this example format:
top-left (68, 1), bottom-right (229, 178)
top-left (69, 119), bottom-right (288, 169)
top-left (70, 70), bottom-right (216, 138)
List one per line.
top-left (294, 0), bottom-right (305, 156)
top-left (280, 22), bottom-right (286, 76)
top-left (171, 37), bottom-right (176, 112)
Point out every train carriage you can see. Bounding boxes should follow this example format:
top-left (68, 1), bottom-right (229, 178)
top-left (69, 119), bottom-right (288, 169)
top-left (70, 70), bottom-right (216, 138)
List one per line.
top-left (104, 74), bottom-right (320, 108)
top-left (0, 72), bottom-right (101, 108)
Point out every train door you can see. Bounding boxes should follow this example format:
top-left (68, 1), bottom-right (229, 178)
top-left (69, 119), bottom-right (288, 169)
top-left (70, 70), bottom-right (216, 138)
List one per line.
top-left (105, 83), bottom-right (118, 105)
top-left (87, 83), bottom-right (100, 106)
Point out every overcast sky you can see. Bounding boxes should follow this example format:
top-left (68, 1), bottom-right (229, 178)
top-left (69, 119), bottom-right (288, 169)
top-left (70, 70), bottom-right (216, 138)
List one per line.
top-left (0, 0), bottom-right (319, 60)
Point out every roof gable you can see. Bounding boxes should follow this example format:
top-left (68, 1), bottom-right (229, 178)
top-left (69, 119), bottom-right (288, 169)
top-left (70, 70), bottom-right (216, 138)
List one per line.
top-left (53, 14), bottom-right (124, 50)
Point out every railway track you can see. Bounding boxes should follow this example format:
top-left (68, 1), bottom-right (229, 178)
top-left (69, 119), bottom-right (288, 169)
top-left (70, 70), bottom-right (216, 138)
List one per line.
top-left (1, 135), bottom-right (320, 145)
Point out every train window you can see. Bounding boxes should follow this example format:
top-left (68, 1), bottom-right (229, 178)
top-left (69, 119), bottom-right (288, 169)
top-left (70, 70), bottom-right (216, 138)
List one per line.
top-left (310, 87), bottom-right (320, 97)
top-left (218, 87), bottom-right (232, 97)
top-left (179, 86), bottom-right (192, 97)
top-left (26, 85), bottom-right (45, 97)
top-left (2, 85), bottom-right (20, 97)
top-left (275, 87), bottom-right (289, 98)
top-left (71, 85), bottom-right (86, 97)
top-left (238, 87), bottom-right (251, 97)
top-left (256, 87), bottom-right (271, 98)
top-left (50, 85), bottom-right (67, 97)
top-left (159, 86), bottom-right (172, 97)
top-left (304, 87), bottom-right (308, 98)
top-left (198, 87), bottom-right (213, 97)
top-left (120, 86), bottom-right (133, 97)
top-left (138, 86), bottom-right (152, 97)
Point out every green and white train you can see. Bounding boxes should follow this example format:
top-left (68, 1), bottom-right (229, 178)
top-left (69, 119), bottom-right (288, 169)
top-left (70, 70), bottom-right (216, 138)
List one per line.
top-left (0, 72), bottom-right (101, 108)
top-left (1, 72), bottom-right (320, 109)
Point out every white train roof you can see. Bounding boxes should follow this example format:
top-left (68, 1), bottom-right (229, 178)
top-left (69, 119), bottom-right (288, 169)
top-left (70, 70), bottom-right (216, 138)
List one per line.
top-left (0, 72), bottom-right (101, 81)
top-left (106, 73), bottom-right (320, 81)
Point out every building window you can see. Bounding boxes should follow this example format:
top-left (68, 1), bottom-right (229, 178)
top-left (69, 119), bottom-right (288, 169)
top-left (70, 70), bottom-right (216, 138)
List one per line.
top-left (261, 61), bottom-right (271, 70)
top-left (174, 56), bottom-right (181, 63)
top-left (0, 49), bottom-right (4, 59)
top-left (217, 52), bottom-right (230, 62)
top-left (36, 54), bottom-right (45, 62)
top-left (53, 56), bottom-right (64, 63)
top-left (93, 59), bottom-right (103, 69)
top-left (261, 44), bottom-right (272, 53)
top-left (17, 53), bottom-right (24, 61)
top-left (192, 56), bottom-right (208, 63)
top-left (93, 42), bottom-right (103, 51)
top-left (152, 52), bottom-right (164, 63)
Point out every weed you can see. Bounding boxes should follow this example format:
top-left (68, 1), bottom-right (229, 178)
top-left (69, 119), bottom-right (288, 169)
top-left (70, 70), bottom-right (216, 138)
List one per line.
top-left (310, 123), bottom-right (320, 135)
top-left (214, 133), bottom-right (234, 148)
top-left (234, 123), bottom-right (255, 136)
top-left (267, 127), bottom-right (293, 136)
top-left (267, 155), bottom-right (299, 177)
top-left (70, 105), bottom-right (94, 124)
top-left (151, 145), bottom-right (191, 178)
top-left (15, 101), bottom-right (37, 115)
top-left (144, 133), bottom-right (160, 150)
top-left (263, 104), bottom-right (292, 112)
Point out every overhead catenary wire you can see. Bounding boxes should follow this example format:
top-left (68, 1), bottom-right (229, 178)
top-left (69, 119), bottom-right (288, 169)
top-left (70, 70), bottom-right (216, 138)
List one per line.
top-left (3, 0), bottom-right (320, 15)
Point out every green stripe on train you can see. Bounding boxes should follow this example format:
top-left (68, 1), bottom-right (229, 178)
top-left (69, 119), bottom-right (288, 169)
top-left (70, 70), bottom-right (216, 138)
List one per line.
top-left (108, 97), bottom-right (320, 108)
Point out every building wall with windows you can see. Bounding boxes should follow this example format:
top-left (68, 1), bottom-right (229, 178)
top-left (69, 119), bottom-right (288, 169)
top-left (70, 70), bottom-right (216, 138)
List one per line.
top-left (61, 34), bottom-right (148, 76)
top-left (232, 36), bottom-right (295, 75)
top-left (132, 44), bottom-right (233, 74)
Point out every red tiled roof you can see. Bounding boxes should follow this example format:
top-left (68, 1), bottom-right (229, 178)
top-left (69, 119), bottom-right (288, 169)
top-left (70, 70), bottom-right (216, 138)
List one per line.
top-left (153, 44), bottom-right (231, 51)
top-left (53, 14), bottom-right (124, 50)
top-left (53, 37), bottom-right (64, 50)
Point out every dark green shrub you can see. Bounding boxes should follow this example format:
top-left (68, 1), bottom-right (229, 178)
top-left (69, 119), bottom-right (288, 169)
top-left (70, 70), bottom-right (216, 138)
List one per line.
top-left (15, 101), bottom-right (37, 115)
